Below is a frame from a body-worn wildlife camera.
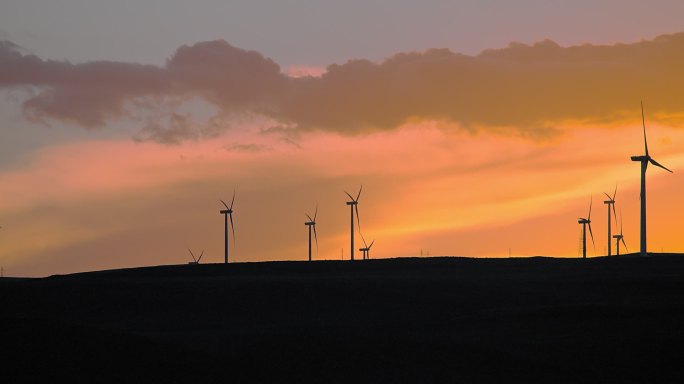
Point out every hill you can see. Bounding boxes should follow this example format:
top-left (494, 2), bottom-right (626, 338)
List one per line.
top-left (1, 255), bottom-right (683, 383)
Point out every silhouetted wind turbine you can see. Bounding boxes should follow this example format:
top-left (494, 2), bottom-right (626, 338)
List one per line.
top-left (359, 234), bottom-right (375, 260)
top-left (613, 209), bottom-right (628, 256)
top-left (305, 205), bottom-right (318, 262)
top-left (630, 102), bottom-right (673, 257)
top-left (603, 186), bottom-right (618, 256)
top-left (188, 249), bottom-right (204, 265)
top-left (577, 196), bottom-right (595, 259)
top-left (345, 185), bottom-right (362, 261)
top-left (219, 191), bottom-right (236, 264)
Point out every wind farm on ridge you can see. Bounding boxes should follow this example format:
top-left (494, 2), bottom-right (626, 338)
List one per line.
top-left (195, 102), bottom-right (672, 266)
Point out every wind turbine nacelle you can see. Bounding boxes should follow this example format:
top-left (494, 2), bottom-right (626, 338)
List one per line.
top-left (220, 209), bottom-right (231, 214)
top-left (346, 201), bottom-right (357, 206)
top-left (631, 155), bottom-right (647, 161)
top-left (305, 222), bottom-right (315, 226)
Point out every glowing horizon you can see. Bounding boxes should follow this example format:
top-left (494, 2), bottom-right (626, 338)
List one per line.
top-left (1, 116), bottom-right (681, 276)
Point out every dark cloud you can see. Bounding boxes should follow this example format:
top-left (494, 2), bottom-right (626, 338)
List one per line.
top-left (0, 39), bottom-right (283, 133)
top-left (166, 40), bottom-right (287, 109)
top-left (280, 33), bottom-right (684, 135)
top-left (2, 33), bottom-right (684, 142)
top-left (132, 113), bottom-right (230, 145)
top-left (1, 40), bottom-right (169, 127)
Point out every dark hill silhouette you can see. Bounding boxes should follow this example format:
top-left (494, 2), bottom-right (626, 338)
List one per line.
top-left (1, 255), bottom-right (683, 383)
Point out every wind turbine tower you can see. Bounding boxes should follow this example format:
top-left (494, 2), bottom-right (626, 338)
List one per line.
top-left (613, 209), bottom-right (628, 256)
top-left (345, 186), bottom-right (362, 261)
top-left (305, 206), bottom-right (318, 262)
top-left (577, 196), bottom-right (595, 259)
top-left (603, 186), bottom-right (617, 256)
top-left (219, 191), bottom-right (236, 264)
top-left (359, 235), bottom-right (375, 260)
top-left (630, 102), bottom-right (673, 257)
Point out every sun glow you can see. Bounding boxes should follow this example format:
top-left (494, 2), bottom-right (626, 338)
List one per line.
top-left (1, 117), bottom-right (682, 276)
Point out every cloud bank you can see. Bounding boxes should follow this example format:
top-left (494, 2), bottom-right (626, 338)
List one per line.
top-left (2, 33), bottom-right (684, 142)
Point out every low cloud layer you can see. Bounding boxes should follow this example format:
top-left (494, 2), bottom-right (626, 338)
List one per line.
top-left (2, 33), bottom-right (684, 142)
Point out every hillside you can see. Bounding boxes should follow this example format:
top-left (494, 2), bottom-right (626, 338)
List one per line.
top-left (1, 255), bottom-right (683, 383)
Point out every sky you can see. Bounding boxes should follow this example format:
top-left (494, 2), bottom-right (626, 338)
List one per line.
top-left (1, 0), bottom-right (684, 277)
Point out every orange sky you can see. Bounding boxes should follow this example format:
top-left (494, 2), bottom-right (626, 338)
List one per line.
top-left (1, 31), bottom-right (684, 276)
top-left (0, 117), bottom-right (682, 276)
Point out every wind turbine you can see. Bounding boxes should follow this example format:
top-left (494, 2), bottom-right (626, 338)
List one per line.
top-left (359, 234), bottom-right (375, 260)
top-left (188, 249), bottom-right (204, 265)
top-left (603, 186), bottom-right (618, 256)
top-left (219, 191), bottom-right (236, 264)
top-left (305, 205), bottom-right (318, 262)
top-left (344, 185), bottom-right (362, 261)
top-left (613, 209), bottom-right (628, 256)
top-left (630, 102), bottom-right (673, 257)
top-left (577, 196), bottom-right (595, 259)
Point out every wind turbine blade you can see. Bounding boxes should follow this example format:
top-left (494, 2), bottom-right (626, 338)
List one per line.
top-left (198, 250), bottom-right (204, 262)
top-left (356, 185), bottom-right (363, 202)
top-left (229, 212), bottom-right (236, 245)
top-left (612, 203), bottom-right (617, 225)
top-left (220, 199), bottom-right (229, 209)
top-left (588, 223), bottom-right (595, 248)
top-left (230, 190), bottom-right (236, 209)
top-left (620, 209), bottom-right (624, 235)
top-left (621, 238), bottom-right (628, 252)
top-left (649, 158), bottom-right (673, 173)
top-left (369, 239), bottom-right (375, 249)
top-left (642, 101), bottom-right (649, 156)
top-left (603, 192), bottom-right (612, 201)
top-left (313, 204), bottom-right (318, 221)
top-left (588, 196), bottom-right (592, 220)
top-left (306, 213), bottom-right (313, 222)
top-left (188, 248), bottom-right (196, 262)
top-left (344, 190), bottom-right (355, 201)
top-left (613, 184), bottom-right (617, 200)
top-left (313, 224), bottom-right (318, 254)
top-left (355, 204), bottom-right (361, 232)
top-left (360, 232), bottom-right (368, 248)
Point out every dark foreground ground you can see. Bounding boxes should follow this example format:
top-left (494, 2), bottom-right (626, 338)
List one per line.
top-left (1, 255), bottom-right (683, 383)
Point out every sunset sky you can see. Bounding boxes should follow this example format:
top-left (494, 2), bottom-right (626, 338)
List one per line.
top-left (2, 0), bottom-right (684, 276)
